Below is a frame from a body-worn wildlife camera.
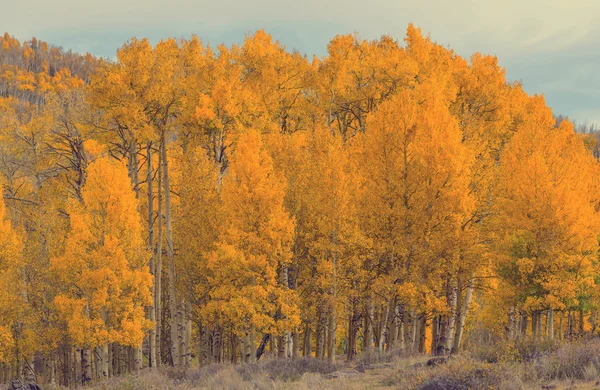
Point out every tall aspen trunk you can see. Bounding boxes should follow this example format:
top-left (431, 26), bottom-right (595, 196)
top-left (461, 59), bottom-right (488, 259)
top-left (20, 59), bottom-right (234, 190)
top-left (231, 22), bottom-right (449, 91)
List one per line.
top-left (128, 141), bottom-right (145, 368)
top-left (559, 312), bottom-right (564, 340)
top-left (303, 323), bottom-right (312, 357)
top-left (131, 140), bottom-right (143, 368)
top-left (70, 349), bottom-right (76, 385)
top-left (411, 314), bottom-right (419, 352)
top-left (431, 316), bottom-right (439, 353)
top-left (278, 266), bottom-right (290, 359)
top-left (249, 326), bottom-right (257, 363)
top-left (327, 306), bottom-right (336, 362)
top-left (388, 306), bottom-right (398, 352)
top-left (316, 308), bottom-right (325, 359)
top-left (147, 143), bottom-right (156, 368)
top-left (177, 301), bottom-right (186, 367)
top-left (241, 331), bottom-right (250, 363)
top-left (507, 307), bottom-right (515, 338)
top-left (548, 308), bottom-right (554, 340)
top-left (443, 281), bottom-right (457, 353)
top-left (277, 334), bottom-right (287, 358)
top-left (101, 344), bottom-right (109, 378)
top-left (402, 309), bottom-right (411, 352)
top-left (155, 144), bottom-right (163, 367)
top-left (521, 313), bottom-right (528, 337)
top-left (185, 302), bottom-right (192, 367)
top-left (212, 326), bottom-right (222, 363)
top-left (452, 275), bottom-right (474, 354)
top-left (94, 348), bottom-right (100, 379)
top-left (162, 139), bottom-right (178, 368)
top-left (107, 345), bottom-right (113, 378)
top-left (398, 312), bottom-right (405, 350)
top-left (579, 309), bottom-right (584, 335)
top-left (292, 330), bottom-right (300, 359)
top-left (326, 229), bottom-right (338, 363)
top-left (81, 348), bottom-right (91, 384)
top-left (364, 298), bottom-right (374, 352)
top-left (347, 309), bottom-right (358, 360)
top-left (133, 346), bottom-right (142, 371)
top-left (377, 303), bottom-right (390, 352)
top-left (418, 315), bottom-right (427, 353)
top-left (434, 314), bottom-right (446, 355)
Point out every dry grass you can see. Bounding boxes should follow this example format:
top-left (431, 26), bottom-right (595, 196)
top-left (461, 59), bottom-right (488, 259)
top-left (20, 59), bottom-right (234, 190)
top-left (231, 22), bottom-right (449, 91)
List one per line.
top-left (6, 340), bottom-right (600, 389)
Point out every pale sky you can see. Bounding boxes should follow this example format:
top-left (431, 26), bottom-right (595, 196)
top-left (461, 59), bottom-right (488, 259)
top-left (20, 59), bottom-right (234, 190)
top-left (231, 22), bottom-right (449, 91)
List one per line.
top-left (2, 0), bottom-right (600, 125)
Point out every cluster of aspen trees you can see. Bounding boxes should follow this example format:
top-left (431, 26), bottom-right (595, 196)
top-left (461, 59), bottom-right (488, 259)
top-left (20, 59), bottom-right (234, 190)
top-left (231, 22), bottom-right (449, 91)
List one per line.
top-left (1, 24), bottom-right (600, 386)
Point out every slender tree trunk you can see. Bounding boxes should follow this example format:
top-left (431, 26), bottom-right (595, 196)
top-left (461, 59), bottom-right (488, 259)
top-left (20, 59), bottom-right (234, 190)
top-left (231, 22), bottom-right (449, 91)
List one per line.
top-left (131, 140), bottom-right (144, 367)
top-left (431, 315), bottom-right (439, 353)
top-left (177, 301), bottom-right (185, 367)
top-left (347, 310), bottom-right (356, 360)
top-left (303, 323), bottom-right (312, 357)
top-left (133, 346), bottom-right (142, 371)
top-left (559, 312), bottom-right (564, 340)
top-left (316, 308), bottom-right (325, 359)
top-left (81, 348), bottom-right (91, 384)
top-left (388, 306), bottom-right (398, 352)
top-left (444, 281), bottom-right (457, 352)
top-left (101, 344), bottom-right (109, 378)
top-left (327, 305), bottom-right (336, 362)
top-left (155, 143), bottom-right (163, 367)
top-left (507, 307), bottom-right (515, 339)
top-left (249, 325), bottom-right (257, 363)
top-left (278, 266), bottom-right (290, 359)
top-left (418, 315), bottom-right (427, 353)
top-left (548, 308), bottom-right (554, 340)
top-left (212, 326), bottom-right (222, 363)
top-left (161, 139), bottom-right (178, 368)
top-left (69, 349), bottom-right (75, 385)
top-left (185, 302), bottom-right (192, 367)
top-left (377, 303), bottom-right (390, 352)
top-left (147, 143), bottom-right (156, 368)
top-left (411, 313), bottom-right (419, 352)
top-left (292, 330), bottom-right (300, 359)
top-left (452, 275), bottom-right (474, 353)
top-left (241, 331), bottom-right (250, 363)
top-left (364, 298), bottom-right (374, 352)
top-left (326, 228), bottom-right (338, 363)
top-left (402, 309), bottom-right (411, 352)
top-left (131, 140), bottom-right (143, 368)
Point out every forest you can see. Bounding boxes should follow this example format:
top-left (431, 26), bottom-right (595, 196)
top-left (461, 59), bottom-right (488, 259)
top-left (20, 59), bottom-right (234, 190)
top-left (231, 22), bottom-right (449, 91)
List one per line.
top-left (0, 24), bottom-right (600, 387)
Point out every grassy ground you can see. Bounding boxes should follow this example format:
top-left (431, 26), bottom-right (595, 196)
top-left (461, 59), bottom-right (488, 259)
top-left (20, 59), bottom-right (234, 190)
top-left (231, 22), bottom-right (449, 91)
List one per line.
top-left (6, 339), bottom-right (600, 389)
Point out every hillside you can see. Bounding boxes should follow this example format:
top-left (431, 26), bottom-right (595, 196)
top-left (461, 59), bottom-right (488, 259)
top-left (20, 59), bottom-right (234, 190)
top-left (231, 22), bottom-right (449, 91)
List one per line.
top-left (1, 26), bottom-right (600, 389)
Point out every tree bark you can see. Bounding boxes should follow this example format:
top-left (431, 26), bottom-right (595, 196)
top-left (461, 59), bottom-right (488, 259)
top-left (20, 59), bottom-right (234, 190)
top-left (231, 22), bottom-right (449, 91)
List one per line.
top-left (452, 275), bottom-right (474, 354)
top-left (548, 308), bottom-right (554, 340)
top-left (418, 315), bottom-right (427, 353)
top-left (364, 298), bottom-right (374, 352)
top-left (444, 281), bottom-right (458, 353)
top-left (147, 143), bottom-right (156, 368)
top-left (303, 323), bottom-right (312, 357)
top-left (155, 142), bottom-right (163, 367)
top-left (162, 138), bottom-right (178, 368)
top-left (81, 348), bottom-right (91, 384)
top-left (327, 305), bottom-right (336, 363)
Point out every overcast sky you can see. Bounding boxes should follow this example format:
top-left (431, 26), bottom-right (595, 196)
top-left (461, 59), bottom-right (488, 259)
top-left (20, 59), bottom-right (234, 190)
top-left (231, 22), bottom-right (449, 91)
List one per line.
top-left (2, 0), bottom-right (599, 124)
